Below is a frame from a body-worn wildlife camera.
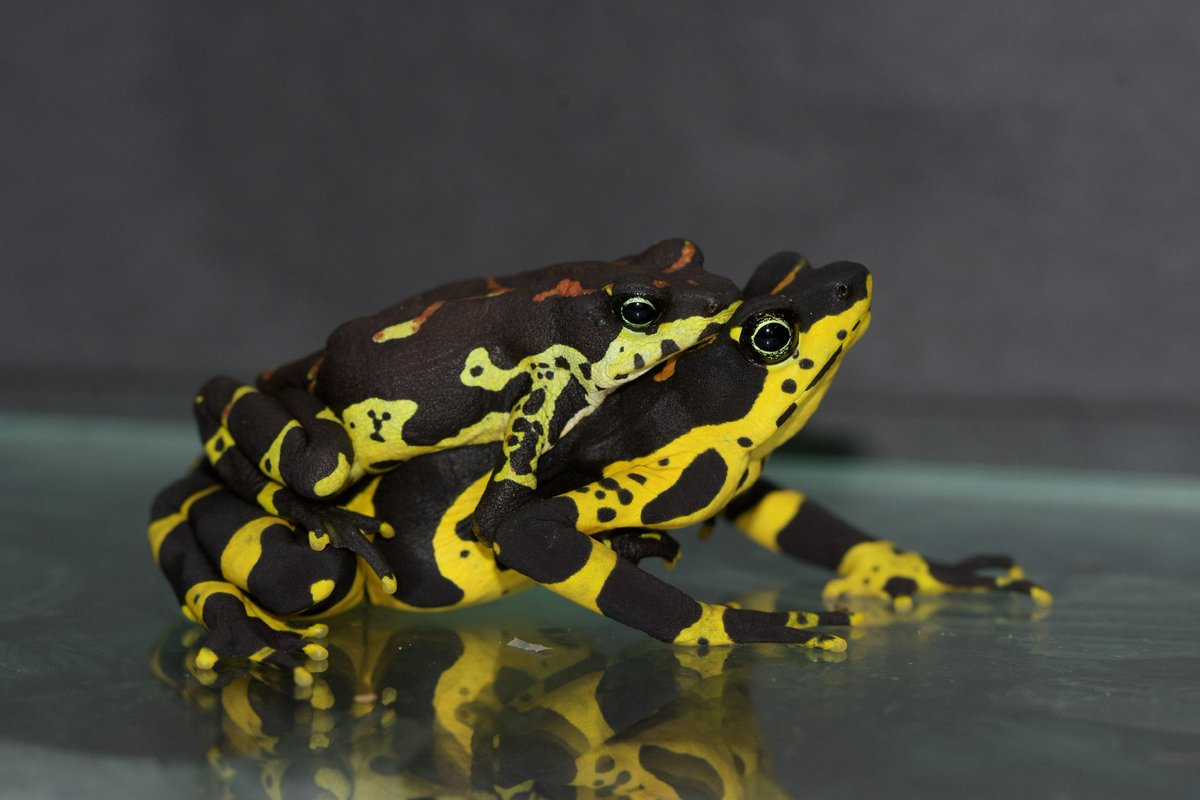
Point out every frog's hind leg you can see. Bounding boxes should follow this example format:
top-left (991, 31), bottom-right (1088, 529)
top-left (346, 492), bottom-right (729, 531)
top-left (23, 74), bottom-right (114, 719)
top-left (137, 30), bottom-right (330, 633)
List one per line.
top-left (181, 474), bottom-right (362, 619)
top-left (195, 377), bottom-right (397, 585)
top-left (149, 472), bottom-right (347, 680)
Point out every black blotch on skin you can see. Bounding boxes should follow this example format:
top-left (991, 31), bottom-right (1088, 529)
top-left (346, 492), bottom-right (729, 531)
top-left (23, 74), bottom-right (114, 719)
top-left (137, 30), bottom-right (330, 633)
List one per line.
top-left (628, 473), bottom-right (647, 485)
top-left (595, 490), bottom-right (607, 500)
top-left (642, 449), bottom-right (727, 525)
top-left (781, 379), bottom-right (797, 393)
top-left (616, 488), bottom-right (634, 505)
top-left (737, 437), bottom-right (753, 448)
top-left (805, 345), bottom-right (843, 391)
top-left (599, 477), bottom-right (620, 490)
top-left (470, 365), bottom-right (483, 377)
top-left (776, 403), bottom-right (797, 427)
top-left (660, 339), bottom-right (679, 358)
top-left (579, 362), bottom-right (592, 381)
top-left (597, 507), bottom-right (616, 522)
top-left (522, 388), bottom-right (546, 415)
top-left (555, 356), bottom-right (570, 369)
top-left (837, 329), bottom-right (847, 340)
top-left (633, 353), bottom-right (645, 370)
top-left (658, 458), bottom-right (670, 466)
top-left (262, 457), bottom-right (270, 471)
top-left (798, 358), bottom-right (814, 369)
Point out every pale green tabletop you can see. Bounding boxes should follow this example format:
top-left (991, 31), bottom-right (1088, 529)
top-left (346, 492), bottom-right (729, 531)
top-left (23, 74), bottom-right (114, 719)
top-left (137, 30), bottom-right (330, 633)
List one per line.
top-left (1, 412), bottom-right (1197, 799)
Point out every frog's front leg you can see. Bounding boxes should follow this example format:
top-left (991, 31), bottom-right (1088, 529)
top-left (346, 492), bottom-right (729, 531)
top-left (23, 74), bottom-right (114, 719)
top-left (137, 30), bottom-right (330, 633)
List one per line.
top-left (195, 375), bottom-right (358, 501)
top-left (491, 495), bottom-right (851, 649)
top-left (726, 479), bottom-right (1052, 609)
top-left (149, 470), bottom-right (363, 682)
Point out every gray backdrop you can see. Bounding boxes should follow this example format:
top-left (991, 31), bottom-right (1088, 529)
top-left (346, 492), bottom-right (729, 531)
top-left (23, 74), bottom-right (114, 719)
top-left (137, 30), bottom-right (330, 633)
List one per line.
top-left (3, 1), bottom-right (1197, 472)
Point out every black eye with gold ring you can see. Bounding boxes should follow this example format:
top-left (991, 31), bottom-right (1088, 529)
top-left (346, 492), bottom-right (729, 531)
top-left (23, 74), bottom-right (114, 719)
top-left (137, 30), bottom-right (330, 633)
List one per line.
top-left (617, 296), bottom-right (661, 331)
top-left (742, 313), bottom-right (796, 364)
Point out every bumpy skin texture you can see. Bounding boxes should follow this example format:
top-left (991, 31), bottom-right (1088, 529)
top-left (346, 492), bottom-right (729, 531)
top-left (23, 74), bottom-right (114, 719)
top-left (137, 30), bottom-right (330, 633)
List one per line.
top-left (151, 252), bottom-right (1049, 676)
top-left (193, 239), bottom-right (740, 564)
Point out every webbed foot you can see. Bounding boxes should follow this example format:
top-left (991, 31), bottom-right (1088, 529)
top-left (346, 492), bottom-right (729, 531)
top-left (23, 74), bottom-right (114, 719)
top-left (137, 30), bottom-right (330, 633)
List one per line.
top-left (823, 540), bottom-right (1053, 611)
top-left (272, 491), bottom-right (398, 594)
top-left (188, 590), bottom-right (329, 686)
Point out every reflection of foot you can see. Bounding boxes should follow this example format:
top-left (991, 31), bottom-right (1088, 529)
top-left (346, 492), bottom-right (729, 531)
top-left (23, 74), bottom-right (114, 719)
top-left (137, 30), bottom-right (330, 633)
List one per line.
top-left (194, 591), bottom-right (328, 686)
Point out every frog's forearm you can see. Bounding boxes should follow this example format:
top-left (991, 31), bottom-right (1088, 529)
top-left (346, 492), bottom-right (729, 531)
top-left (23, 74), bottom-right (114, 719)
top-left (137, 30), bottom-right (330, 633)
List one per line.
top-left (195, 376), bottom-right (357, 500)
top-left (725, 480), bottom-right (872, 569)
top-left (493, 497), bottom-right (849, 649)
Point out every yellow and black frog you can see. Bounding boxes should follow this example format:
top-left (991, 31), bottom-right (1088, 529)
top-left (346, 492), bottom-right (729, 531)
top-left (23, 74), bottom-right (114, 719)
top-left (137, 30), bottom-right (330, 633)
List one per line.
top-left (193, 239), bottom-right (740, 584)
top-left (151, 252), bottom-right (1048, 679)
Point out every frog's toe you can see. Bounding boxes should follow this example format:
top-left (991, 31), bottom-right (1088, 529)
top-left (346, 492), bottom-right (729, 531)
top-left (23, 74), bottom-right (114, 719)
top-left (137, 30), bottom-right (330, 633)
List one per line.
top-left (198, 594), bottom-right (328, 679)
top-left (307, 510), bottom-right (394, 584)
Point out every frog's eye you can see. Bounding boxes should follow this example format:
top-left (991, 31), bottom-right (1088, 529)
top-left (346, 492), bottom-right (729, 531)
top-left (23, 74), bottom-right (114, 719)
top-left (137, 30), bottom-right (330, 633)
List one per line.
top-left (617, 296), bottom-right (661, 331)
top-left (742, 313), bottom-right (796, 364)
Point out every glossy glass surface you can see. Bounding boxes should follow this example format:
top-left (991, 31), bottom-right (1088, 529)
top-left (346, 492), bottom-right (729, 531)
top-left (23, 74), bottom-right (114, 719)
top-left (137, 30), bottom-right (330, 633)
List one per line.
top-left (1, 412), bottom-right (1197, 799)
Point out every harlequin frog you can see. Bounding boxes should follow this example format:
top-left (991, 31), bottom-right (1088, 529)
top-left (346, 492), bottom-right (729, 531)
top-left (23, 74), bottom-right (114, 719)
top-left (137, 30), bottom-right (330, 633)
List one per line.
top-left (193, 239), bottom-right (739, 582)
top-left (151, 252), bottom-right (1049, 678)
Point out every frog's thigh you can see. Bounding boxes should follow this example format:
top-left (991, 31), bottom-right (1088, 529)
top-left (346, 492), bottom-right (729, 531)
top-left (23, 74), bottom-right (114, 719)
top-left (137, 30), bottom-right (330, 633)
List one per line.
top-left (188, 487), bottom-right (358, 617)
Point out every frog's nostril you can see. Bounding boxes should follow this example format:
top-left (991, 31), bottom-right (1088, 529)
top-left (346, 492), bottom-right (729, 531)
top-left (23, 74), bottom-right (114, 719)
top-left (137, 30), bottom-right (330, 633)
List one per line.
top-left (834, 283), bottom-right (851, 301)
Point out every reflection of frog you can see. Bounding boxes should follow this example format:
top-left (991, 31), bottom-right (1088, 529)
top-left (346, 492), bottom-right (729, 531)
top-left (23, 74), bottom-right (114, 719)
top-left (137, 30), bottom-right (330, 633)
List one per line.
top-left (152, 618), bottom-right (799, 799)
top-left (150, 252), bottom-right (1049, 679)
top-left (193, 239), bottom-right (739, 577)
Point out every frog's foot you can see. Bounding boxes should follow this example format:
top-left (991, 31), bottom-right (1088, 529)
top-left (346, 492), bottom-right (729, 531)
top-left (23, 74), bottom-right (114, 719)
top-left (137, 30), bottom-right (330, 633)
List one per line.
top-left (272, 492), bottom-right (397, 594)
top-left (823, 540), bottom-right (1053, 611)
top-left (192, 592), bottom-right (329, 686)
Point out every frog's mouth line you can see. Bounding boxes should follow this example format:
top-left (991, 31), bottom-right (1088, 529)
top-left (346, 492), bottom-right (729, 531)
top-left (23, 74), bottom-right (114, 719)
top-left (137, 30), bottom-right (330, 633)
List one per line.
top-left (804, 345), bottom-right (842, 391)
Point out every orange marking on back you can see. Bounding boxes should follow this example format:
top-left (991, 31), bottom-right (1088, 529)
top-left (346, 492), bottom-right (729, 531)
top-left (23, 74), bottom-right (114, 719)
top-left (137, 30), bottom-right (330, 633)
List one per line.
top-left (259, 366), bottom-right (277, 382)
top-left (485, 276), bottom-right (514, 296)
top-left (663, 241), bottom-right (696, 273)
top-left (532, 278), bottom-right (594, 302)
top-left (770, 267), bottom-right (800, 295)
top-left (653, 279), bottom-right (669, 288)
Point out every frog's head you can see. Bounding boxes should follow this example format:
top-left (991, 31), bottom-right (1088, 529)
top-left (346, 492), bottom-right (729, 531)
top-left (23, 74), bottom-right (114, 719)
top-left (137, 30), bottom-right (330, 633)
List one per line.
top-left (583, 240), bottom-right (741, 391)
top-left (720, 252), bottom-right (872, 452)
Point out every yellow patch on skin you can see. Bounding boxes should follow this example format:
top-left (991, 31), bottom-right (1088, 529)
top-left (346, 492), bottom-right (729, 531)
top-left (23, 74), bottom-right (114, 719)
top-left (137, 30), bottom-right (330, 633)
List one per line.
top-left (310, 579), bottom-right (335, 603)
top-left (542, 538), bottom-right (620, 615)
top-left (372, 300), bottom-right (447, 342)
top-left (202, 426), bottom-right (235, 466)
top-left (258, 420), bottom-right (299, 483)
top-left (256, 482), bottom-right (280, 514)
top-left (311, 682), bottom-right (335, 710)
top-left (673, 603), bottom-right (733, 646)
top-left (220, 516), bottom-right (280, 590)
top-left (147, 484), bottom-right (222, 563)
top-left (365, 474), bottom-right (532, 611)
top-left (312, 452), bottom-right (352, 497)
top-left (733, 489), bottom-right (805, 552)
top-left (308, 530), bottom-right (330, 551)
